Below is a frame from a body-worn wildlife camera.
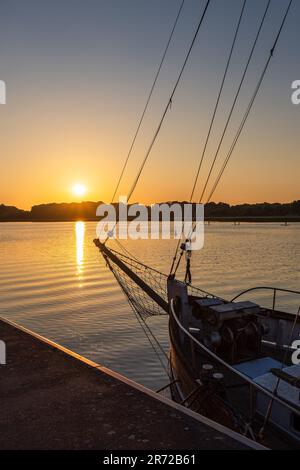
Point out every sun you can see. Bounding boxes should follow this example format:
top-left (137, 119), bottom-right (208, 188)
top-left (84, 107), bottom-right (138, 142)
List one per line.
top-left (72, 183), bottom-right (87, 197)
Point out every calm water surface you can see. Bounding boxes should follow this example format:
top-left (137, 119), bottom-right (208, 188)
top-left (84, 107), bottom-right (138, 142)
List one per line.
top-left (0, 222), bottom-right (299, 389)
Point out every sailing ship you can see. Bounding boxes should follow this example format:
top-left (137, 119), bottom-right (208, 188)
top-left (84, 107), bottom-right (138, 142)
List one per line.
top-left (94, 0), bottom-right (299, 449)
top-left (94, 239), bottom-right (300, 448)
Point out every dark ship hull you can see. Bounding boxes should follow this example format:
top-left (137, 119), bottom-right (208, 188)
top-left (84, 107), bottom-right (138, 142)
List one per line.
top-left (167, 278), bottom-right (300, 449)
top-left (94, 240), bottom-right (300, 449)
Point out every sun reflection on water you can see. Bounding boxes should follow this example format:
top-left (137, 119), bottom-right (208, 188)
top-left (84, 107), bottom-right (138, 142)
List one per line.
top-left (75, 221), bottom-right (85, 281)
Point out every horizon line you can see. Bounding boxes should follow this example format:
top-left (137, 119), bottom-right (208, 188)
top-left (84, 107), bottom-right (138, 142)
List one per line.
top-left (1, 198), bottom-right (300, 212)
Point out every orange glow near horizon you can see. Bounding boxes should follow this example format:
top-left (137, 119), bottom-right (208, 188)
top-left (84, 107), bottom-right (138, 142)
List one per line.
top-left (0, 1), bottom-right (299, 211)
top-left (1, 112), bottom-right (299, 210)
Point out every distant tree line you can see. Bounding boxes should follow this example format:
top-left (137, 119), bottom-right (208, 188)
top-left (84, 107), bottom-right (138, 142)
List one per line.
top-left (0, 200), bottom-right (299, 222)
top-left (204, 201), bottom-right (300, 217)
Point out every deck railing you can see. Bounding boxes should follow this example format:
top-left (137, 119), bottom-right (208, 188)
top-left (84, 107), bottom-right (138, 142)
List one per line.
top-left (169, 298), bottom-right (300, 419)
top-left (230, 286), bottom-right (300, 312)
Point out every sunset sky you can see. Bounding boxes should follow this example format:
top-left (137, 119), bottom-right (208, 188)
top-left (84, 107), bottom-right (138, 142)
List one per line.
top-left (0, 0), bottom-right (299, 209)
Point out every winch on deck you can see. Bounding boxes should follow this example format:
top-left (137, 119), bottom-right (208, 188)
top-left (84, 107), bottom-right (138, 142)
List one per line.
top-left (190, 297), bottom-right (265, 364)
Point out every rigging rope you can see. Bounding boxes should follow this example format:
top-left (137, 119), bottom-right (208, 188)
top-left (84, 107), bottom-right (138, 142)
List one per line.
top-left (205, 0), bottom-right (293, 204)
top-left (125, 289), bottom-right (170, 378)
top-left (95, 241), bottom-right (217, 378)
top-left (114, 238), bottom-right (141, 264)
top-left (110, 0), bottom-right (186, 204)
top-left (169, 0), bottom-right (247, 275)
top-left (197, 0), bottom-right (272, 205)
top-left (104, 251), bottom-right (170, 377)
top-left (259, 302), bottom-right (300, 439)
top-left (126, 0), bottom-right (211, 204)
top-left (95, 1), bottom-right (295, 394)
top-left (172, 0), bottom-right (292, 277)
top-left (105, 0), bottom-right (210, 248)
top-left (189, 0), bottom-right (247, 203)
top-left (95, 240), bottom-right (217, 318)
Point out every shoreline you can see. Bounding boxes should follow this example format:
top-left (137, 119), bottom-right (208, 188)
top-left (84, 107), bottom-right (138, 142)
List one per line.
top-left (0, 217), bottom-right (299, 223)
